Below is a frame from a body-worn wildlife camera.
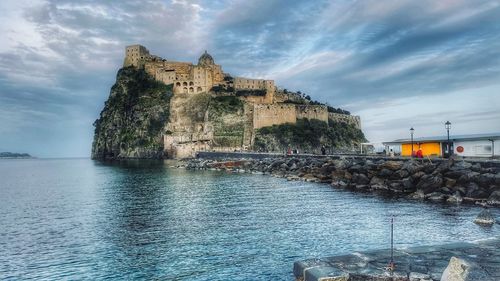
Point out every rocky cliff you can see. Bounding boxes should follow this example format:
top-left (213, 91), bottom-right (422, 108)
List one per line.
top-left (91, 67), bottom-right (173, 159)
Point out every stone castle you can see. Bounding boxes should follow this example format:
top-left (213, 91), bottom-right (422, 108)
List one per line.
top-left (123, 45), bottom-right (361, 158)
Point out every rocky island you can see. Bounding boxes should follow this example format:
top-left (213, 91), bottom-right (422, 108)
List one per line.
top-left (92, 45), bottom-right (364, 159)
top-left (0, 152), bottom-right (33, 158)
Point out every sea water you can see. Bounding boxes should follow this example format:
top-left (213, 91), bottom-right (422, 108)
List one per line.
top-left (0, 158), bottom-right (498, 280)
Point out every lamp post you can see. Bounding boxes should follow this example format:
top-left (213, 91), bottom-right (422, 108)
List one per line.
top-left (445, 121), bottom-right (451, 158)
top-left (489, 139), bottom-right (495, 158)
top-left (410, 127), bottom-right (414, 158)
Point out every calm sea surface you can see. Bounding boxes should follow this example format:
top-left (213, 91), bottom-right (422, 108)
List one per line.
top-left (0, 158), bottom-right (498, 280)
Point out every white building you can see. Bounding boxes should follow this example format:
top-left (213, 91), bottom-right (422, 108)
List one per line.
top-left (453, 133), bottom-right (500, 158)
top-left (383, 132), bottom-right (500, 158)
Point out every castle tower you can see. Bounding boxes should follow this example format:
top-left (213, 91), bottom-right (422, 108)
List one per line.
top-left (123, 44), bottom-right (150, 67)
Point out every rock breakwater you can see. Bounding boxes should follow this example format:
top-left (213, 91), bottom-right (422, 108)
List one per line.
top-left (184, 156), bottom-right (500, 206)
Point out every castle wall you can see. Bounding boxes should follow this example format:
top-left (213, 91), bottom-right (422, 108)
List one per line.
top-left (156, 69), bottom-right (176, 85)
top-left (239, 92), bottom-right (272, 104)
top-left (328, 112), bottom-right (362, 129)
top-left (234, 78), bottom-right (274, 92)
top-left (235, 77), bottom-right (275, 104)
top-left (296, 105), bottom-right (328, 122)
top-left (253, 104), bottom-right (296, 129)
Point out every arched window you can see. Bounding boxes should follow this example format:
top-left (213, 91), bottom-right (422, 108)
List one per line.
top-left (176, 82), bottom-right (181, 87)
top-left (183, 82), bottom-right (188, 86)
top-left (189, 87), bottom-right (194, 93)
top-left (189, 81), bottom-right (194, 86)
top-left (183, 87), bottom-right (188, 93)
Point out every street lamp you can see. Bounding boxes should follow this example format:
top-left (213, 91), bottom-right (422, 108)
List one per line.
top-left (410, 127), bottom-right (414, 158)
top-left (488, 139), bottom-right (495, 158)
top-left (445, 121), bottom-right (451, 158)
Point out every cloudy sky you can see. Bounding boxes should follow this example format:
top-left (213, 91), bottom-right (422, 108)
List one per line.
top-left (1, 0), bottom-right (500, 157)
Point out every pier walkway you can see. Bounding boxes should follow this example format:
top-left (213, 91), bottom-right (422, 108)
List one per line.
top-left (293, 238), bottom-right (500, 281)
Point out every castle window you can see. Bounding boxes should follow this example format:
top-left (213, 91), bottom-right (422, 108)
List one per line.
top-left (183, 82), bottom-right (188, 86)
top-left (176, 82), bottom-right (181, 87)
top-left (189, 81), bottom-right (194, 86)
top-left (189, 87), bottom-right (194, 93)
top-left (183, 87), bottom-right (188, 93)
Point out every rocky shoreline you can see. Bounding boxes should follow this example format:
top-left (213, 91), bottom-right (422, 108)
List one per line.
top-left (182, 156), bottom-right (500, 207)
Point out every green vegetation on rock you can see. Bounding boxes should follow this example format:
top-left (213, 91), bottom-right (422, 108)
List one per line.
top-left (254, 118), bottom-right (366, 153)
top-left (207, 96), bottom-right (245, 147)
top-left (91, 67), bottom-right (173, 159)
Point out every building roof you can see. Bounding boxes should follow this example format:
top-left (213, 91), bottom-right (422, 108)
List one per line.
top-left (383, 132), bottom-right (500, 145)
top-left (198, 50), bottom-right (214, 66)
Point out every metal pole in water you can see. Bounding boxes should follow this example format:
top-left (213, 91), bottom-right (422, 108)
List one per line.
top-left (387, 215), bottom-right (395, 272)
top-left (391, 216), bottom-right (394, 264)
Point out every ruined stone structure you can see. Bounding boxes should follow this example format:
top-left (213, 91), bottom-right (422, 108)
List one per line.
top-left (122, 44), bottom-right (361, 158)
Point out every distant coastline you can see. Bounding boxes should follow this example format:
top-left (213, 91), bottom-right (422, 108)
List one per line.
top-left (0, 152), bottom-right (34, 159)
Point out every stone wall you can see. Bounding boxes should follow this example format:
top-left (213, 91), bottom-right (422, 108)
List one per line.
top-left (253, 104), bottom-right (297, 129)
top-left (296, 105), bottom-right (328, 122)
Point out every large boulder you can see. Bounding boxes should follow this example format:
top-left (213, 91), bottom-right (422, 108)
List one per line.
top-left (378, 168), bottom-right (394, 178)
top-left (451, 161), bottom-right (473, 170)
top-left (465, 182), bottom-right (489, 199)
top-left (392, 169), bottom-right (410, 179)
top-left (416, 174), bottom-right (443, 194)
top-left (446, 191), bottom-right (463, 204)
top-left (334, 159), bottom-right (352, 170)
top-left (352, 173), bottom-right (370, 185)
top-left (444, 177), bottom-right (456, 188)
top-left (444, 169), bottom-right (467, 179)
top-left (473, 209), bottom-right (495, 225)
top-left (423, 163), bottom-right (436, 174)
top-left (475, 173), bottom-right (496, 187)
top-left (402, 160), bottom-right (423, 174)
top-left (457, 171), bottom-right (480, 184)
top-left (451, 185), bottom-right (467, 196)
top-left (435, 160), bottom-right (453, 173)
top-left (318, 164), bottom-right (335, 175)
top-left (411, 171), bottom-right (426, 181)
top-left (348, 164), bottom-right (364, 173)
top-left (380, 161), bottom-right (404, 171)
top-left (426, 192), bottom-right (446, 202)
top-left (440, 256), bottom-right (494, 281)
top-left (470, 163), bottom-right (482, 172)
top-left (487, 190), bottom-right (500, 206)
top-left (496, 173), bottom-right (500, 185)
top-left (369, 176), bottom-right (385, 189)
top-left (402, 177), bottom-right (416, 192)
